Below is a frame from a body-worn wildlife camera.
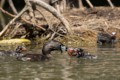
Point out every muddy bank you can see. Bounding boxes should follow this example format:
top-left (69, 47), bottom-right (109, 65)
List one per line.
top-left (16, 7), bottom-right (120, 47)
top-left (59, 7), bottom-right (120, 46)
top-left (1, 7), bottom-right (120, 47)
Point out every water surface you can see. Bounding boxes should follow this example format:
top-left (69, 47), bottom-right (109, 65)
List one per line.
top-left (0, 45), bottom-right (120, 80)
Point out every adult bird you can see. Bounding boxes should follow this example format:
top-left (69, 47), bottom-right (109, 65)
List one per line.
top-left (16, 40), bottom-right (67, 61)
top-left (97, 32), bottom-right (116, 45)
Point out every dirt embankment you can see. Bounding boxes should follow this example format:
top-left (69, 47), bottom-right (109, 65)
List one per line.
top-left (59, 7), bottom-right (120, 46)
top-left (7, 7), bottom-right (120, 47)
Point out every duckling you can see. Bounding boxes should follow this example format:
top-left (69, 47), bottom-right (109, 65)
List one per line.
top-left (0, 45), bottom-right (27, 56)
top-left (97, 32), bottom-right (116, 45)
top-left (16, 40), bottom-right (67, 61)
top-left (67, 47), bottom-right (97, 59)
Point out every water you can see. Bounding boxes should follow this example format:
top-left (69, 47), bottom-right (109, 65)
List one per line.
top-left (0, 45), bottom-right (120, 80)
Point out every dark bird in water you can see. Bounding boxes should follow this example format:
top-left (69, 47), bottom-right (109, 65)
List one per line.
top-left (65, 47), bottom-right (97, 59)
top-left (97, 32), bottom-right (116, 45)
top-left (16, 40), bottom-right (67, 61)
top-left (0, 46), bottom-right (27, 57)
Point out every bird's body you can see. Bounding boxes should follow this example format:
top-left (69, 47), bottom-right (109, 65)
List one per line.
top-left (0, 46), bottom-right (26, 57)
top-left (67, 47), bottom-right (97, 59)
top-left (17, 54), bottom-right (47, 61)
top-left (16, 40), bottom-right (66, 61)
top-left (97, 32), bottom-right (116, 45)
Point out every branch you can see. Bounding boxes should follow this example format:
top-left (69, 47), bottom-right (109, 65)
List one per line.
top-left (0, 0), bottom-right (6, 27)
top-left (10, 22), bottom-right (22, 38)
top-left (0, 7), bottom-right (46, 31)
top-left (29, 0), bottom-right (72, 33)
top-left (86, 0), bottom-right (94, 8)
top-left (78, 0), bottom-right (84, 10)
top-left (35, 8), bottom-right (52, 28)
top-left (0, 11), bottom-right (6, 28)
top-left (0, 0), bottom-right (5, 7)
top-left (107, 0), bottom-right (114, 9)
top-left (0, 6), bottom-right (28, 37)
top-left (0, 7), bottom-right (15, 17)
top-left (8, 0), bottom-right (18, 14)
top-left (25, 0), bottom-right (37, 24)
top-left (36, 8), bottom-right (68, 40)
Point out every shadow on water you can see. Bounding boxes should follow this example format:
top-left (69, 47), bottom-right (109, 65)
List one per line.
top-left (97, 43), bottom-right (116, 48)
top-left (0, 42), bottom-right (120, 80)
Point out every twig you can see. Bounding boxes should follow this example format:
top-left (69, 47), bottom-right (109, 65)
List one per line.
top-left (29, 0), bottom-right (72, 33)
top-left (86, 0), bottom-right (94, 8)
top-left (0, 0), bottom-right (6, 28)
top-left (78, 0), bottom-right (84, 10)
top-left (107, 0), bottom-right (114, 9)
top-left (0, 7), bottom-right (15, 17)
top-left (0, 10), bottom-right (6, 28)
top-left (25, 0), bottom-right (37, 25)
top-left (35, 7), bottom-right (52, 28)
top-left (36, 8), bottom-right (59, 39)
top-left (10, 22), bottom-right (22, 38)
top-left (24, 0), bottom-right (46, 31)
top-left (0, 6), bottom-right (28, 37)
top-left (54, 2), bottom-right (60, 13)
top-left (0, 7), bottom-right (46, 31)
top-left (49, 32), bottom-right (56, 40)
top-left (8, 0), bottom-right (18, 14)
top-left (36, 7), bottom-right (68, 40)
top-left (0, 0), bottom-right (5, 7)
top-left (104, 21), bottom-right (109, 31)
top-left (63, 0), bottom-right (67, 12)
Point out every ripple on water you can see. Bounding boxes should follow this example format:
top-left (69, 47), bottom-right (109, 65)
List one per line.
top-left (0, 47), bottom-right (120, 80)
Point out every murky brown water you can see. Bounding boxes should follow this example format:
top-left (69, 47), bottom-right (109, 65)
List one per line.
top-left (1, 4), bottom-right (120, 80)
top-left (0, 44), bottom-right (120, 80)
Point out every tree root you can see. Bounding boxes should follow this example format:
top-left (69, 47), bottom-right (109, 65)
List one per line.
top-left (0, 6), bottom-right (28, 37)
top-left (0, 0), bottom-right (71, 40)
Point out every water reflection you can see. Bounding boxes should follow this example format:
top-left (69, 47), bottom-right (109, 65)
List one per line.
top-left (0, 45), bottom-right (120, 80)
top-left (97, 43), bottom-right (116, 48)
top-left (60, 58), bottom-right (73, 80)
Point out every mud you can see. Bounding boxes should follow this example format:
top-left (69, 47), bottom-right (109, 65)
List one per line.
top-left (24, 7), bottom-right (120, 47)
top-left (2, 7), bottom-right (120, 47)
top-left (60, 7), bottom-right (120, 46)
